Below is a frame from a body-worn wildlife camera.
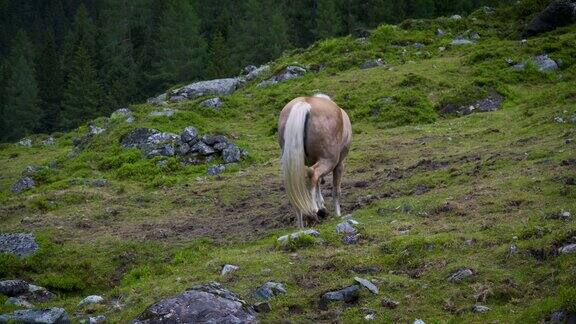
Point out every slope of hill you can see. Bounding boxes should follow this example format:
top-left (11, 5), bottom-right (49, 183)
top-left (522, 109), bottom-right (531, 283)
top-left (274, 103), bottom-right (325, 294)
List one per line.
top-left (1, 2), bottom-right (575, 323)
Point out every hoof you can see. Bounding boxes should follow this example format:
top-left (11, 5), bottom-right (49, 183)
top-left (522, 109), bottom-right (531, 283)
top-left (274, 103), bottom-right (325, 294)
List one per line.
top-left (317, 208), bottom-right (328, 219)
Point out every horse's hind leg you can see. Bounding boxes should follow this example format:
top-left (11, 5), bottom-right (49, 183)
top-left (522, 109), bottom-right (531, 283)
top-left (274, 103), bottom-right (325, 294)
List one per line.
top-left (296, 212), bottom-right (304, 229)
top-left (316, 180), bottom-right (328, 218)
top-left (310, 161), bottom-right (333, 221)
top-left (332, 162), bottom-right (344, 217)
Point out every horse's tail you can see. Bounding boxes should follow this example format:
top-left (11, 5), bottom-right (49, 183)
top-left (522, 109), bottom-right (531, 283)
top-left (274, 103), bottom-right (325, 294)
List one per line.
top-left (281, 101), bottom-right (317, 216)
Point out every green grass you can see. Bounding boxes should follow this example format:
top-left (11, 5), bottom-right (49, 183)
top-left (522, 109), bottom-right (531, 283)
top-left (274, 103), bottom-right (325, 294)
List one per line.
top-left (1, 2), bottom-right (576, 323)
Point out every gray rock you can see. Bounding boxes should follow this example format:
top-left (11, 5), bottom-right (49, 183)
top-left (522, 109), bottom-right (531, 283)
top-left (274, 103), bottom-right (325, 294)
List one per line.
top-left (525, 0), bottom-right (576, 36)
top-left (78, 295), bottom-right (104, 308)
top-left (201, 134), bottom-right (228, 146)
top-left (253, 302), bottom-right (271, 313)
top-left (191, 141), bottom-right (215, 155)
top-left (170, 78), bottom-right (243, 102)
top-left (471, 304), bottom-right (491, 313)
top-left (470, 32), bottom-right (480, 40)
top-left (149, 108), bottom-right (176, 117)
top-left (181, 126), bottom-right (199, 144)
top-left (222, 144), bottom-right (242, 164)
top-left (513, 54), bottom-right (559, 71)
top-left (22, 165), bottom-right (42, 177)
top-left (414, 319), bottom-right (426, 324)
top-left (111, 108), bottom-right (134, 123)
top-left (450, 14), bottom-right (462, 20)
top-left (200, 97), bottom-right (223, 109)
top-left (559, 210), bottom-right (571, 219)
top-left (413, 42), bottom-right (425, 49)
top-left (84, 315), bottom-right (106, 324)
top-left (354, 277), bottom-right (379, 294)
top-left (436, 28), bottom-right (445, 37)
top-left (381, 298), bottom-right (399, 309)
top-left (448, 268), bottom-right (474, 282)
top-left (120, 128), bottom-right (159, 149)
top-left (0, 308), bottom-right (70, 324)
top-left (336, 220), bottom-right (357, 235)
top-left (91, 179), bottom-right (108, 188)
top-left (439, 92), bottom-right (504, 116)
top-left (342, 234), bottom-right (360, 245)
top-left (17, 138), bottom-right (32, 147)
top-left (142, 132), bottom-right (178, 158)
top-left (0, 233), bottom-right (38, 257)
top-left (207, 164), bottom-right (226, 176)
top-left (0, 279), bottom-right (29, 297)
top-left (221, 264), bottom-right (239, 276)
top-left (507, 244), bottom-right (518, 259)
top-left (89, 125), bottom-right (105, 135)
top-left (6, 297), bottom-right (34, 308)
top-left (320, 285), bottom-right (360, 306)
top-left (360, 59), bottom-right (384, 69)
top-left (255, 282), bottom-right (287, 300)
top-left (451, 37), bottom-right (474, 45)
top-left (176, 141), bottom-right (191, 155)
top-left (244, 65), bottom-right (271, 81)
top-left (558, 243), bottom-right (576, 254)
top-left (241, 65), bottom-right (257, 76)
top-left (147, 93), bottom-right (167, 105)
top-left (213, 142), bottom-right (228, 152)
top-left (22, 284), bottom-right (55, 303)
top-left (132, 282), bottom-right (257, 324)
top-left (257, 66), bottom-right (306, 88)
top-left (277, 229), bottom-right (320, 244)
top-left (41, 137), bottom-right (56, 146)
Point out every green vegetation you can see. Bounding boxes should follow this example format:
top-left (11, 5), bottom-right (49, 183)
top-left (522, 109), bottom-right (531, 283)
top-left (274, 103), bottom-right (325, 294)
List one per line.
top-left (1, 1), bottom-right (575, 323)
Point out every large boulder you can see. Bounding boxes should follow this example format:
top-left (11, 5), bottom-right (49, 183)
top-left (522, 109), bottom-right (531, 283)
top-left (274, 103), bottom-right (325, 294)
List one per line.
top-left (142, 133), bottom-right (179, 158)
top-left (132, 282), bottom-right (257, 324)
top-left (121, 128), bottom-right (159, 149)
top-left (525, 0), bottom-right (576, 36)
top-left (0, 233), bottom-right (38, 257)
top-left (242, 65), bottom-right (271, 81)
top-left (222, 144), bottom-right (242, 164)
top-left (257, 66), bottom-right (306, 88)
top-left (0, 308), bottom-right (70, 324)
top-left (169, 78), bottom-right (243, 102)
top-left (0, 279), bottom-right (29, 297)
top-left (11, 176), bottom-right (36, 193)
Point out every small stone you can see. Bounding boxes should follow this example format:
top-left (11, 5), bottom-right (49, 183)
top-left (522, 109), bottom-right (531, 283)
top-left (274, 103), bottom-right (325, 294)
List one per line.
top-left (381, 298), bottom-right (399, 309)
top-left (320, 285), bottom-right (360, 305)
top-left (149, 108), bottom-right (176, 117)
top-left (450, 14), bottom-right (462, 20)
top-left (558, 243), bottom-right (576, 254)
top-left (507, 244), bottom-right (518, 258)
top-left (201, 134), bottom-right (228, 146)
top-left (414, 319), bottom-right (426, 324)
top-left (253, 302), bottom-right (271, 313)
top-left (255, 282), bottom-right (286, 300)
top-left (17, 138), bottom-right (32, 147)
top-left (438, 46), bottom-right (446, 52)
top-left (41, 137), bottom-right (56, 146)
top-left (336, 221), bottom-right (357, 235)
top-left (222, 144), bottom-right (242, 164)
top-left (221, 264), bottom-right (239, 276)
top-left (354, 277), bottom-right (379, 294)
top-left (360, 59), bottom-right (384, 69)
top-left (471, 304), bottom-right (491, 313)
top-left (5, 297), bottom-right (33, 308)
top-left (447, 268), bottom-right (474, 282)
top-left (207, 164), bottom-right (226, 176)
top-left (200, 97), bottom-right (223, 109)
top-left (451, 37), bottom-right (473, 45)
top-left (89, 125), bottom-right (105, 135)
top-left (277, 229), bottom-right (320, 244)
top-left (559, 210), bottom-right (571, 219)
top-left (436, 28), bottom-right (445, 37)
top-left (78, 295), bottom-right (104, 308)
top-left (91, 179), bottom-right (108, 187)
top-left (342, 234), bottom-right (360, 245)
top-left (88, 315), bottom-right (106, 323)
top-left (365, 313), bottom-right (376, 320)
top-left (213, 142), bottom-right (227, 151)
top-left (177, 141), bottom-right (191, 155)
top-left (11, 176), bottom-right (36, 193)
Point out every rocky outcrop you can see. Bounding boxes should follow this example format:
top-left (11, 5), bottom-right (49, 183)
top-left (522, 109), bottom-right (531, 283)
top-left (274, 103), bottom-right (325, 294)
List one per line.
top-left (0, 308), bottom-right (70, 324)
top-left (525, 0), bottom-right (576, 36)
top-left (120, 128), bottom-right (160, 149)
top-left (132, 282), bottom-right (257, 324)
top-left (169, 78), bottom-right (243, 102)
top-left (439, 92), bottom-right (504, 116)
top-left (0, 233), bottom-right (38, 257)
top-left (257, 66), bottom-right (306, 88)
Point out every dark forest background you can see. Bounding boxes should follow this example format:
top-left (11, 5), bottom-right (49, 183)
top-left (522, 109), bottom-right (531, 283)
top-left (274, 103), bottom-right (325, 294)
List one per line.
top-left (0, 0), bottom-right (509, 141)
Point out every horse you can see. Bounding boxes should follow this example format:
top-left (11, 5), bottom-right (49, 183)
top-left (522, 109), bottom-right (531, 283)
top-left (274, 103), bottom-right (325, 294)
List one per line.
top-left (278, 94), bottom-right (352, 229)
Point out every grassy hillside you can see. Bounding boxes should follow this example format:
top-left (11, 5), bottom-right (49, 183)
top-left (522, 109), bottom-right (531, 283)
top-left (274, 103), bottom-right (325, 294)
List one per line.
top-left (1, 2), bottom-right (575, 322)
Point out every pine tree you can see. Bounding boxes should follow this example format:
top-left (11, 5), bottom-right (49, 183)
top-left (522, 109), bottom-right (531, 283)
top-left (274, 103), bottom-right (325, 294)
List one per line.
top-left (60, 41), bottom-right (104, 129)
top-left (63, 4), bottom-right (98, 77)
top-left (152, 0), bottom-right (207, 87)
top-left (36, 31), bottom-right (63, 133)
top-left (2, 30), bottom-right (41, 140)
top-left (207, 31), bottom-right (233, 78)
top-left (316, 0), bottom-right (342, 39)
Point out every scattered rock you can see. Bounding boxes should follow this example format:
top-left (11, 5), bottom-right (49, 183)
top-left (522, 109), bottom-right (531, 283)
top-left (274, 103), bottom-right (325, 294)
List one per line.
top-left (413, 42), bottom-right (425, 49)
top-left (360, 59), bottom-right (384, 69)
top-left (142, 132), bottom-right (178, 158)
top-left (11, 176), bottom-right (36, 193)
top-left (41, 137), bottom-right (56, 146)
top-left (253, 301), bottom-right (271, 313)
top-left (436, 28), bottom-right (445, 37)
top-left (91, 179), bottom-right (108, 187)
top-left (547, 308), bottom-right (576, 323)
top-left (448, 268), bottom-right (474, 282)
top-left (222, 144), bottom-right (241, 163)
top-left (439, 92), bottom-right (504, 116)
top-left (507, 244), bottom-right (518, 259)
top-left (0, 279), bottom-right (29, 297)
top-left (451, 37), bottom-right (474, 45)
top-left (0, 233), bottom-right (38, 257)
top-left (525, 0), bottom-right (576, 36)
top-left (414, 319), bottom-right (426, 324)
top-left (22, 284), bottom-right (55, 303)
top-left (243, 65), bottom-right (271, 81)
top-left (149, 108), bottom-right (176, 117)
top-left (132, 282), bottom-right (256, 324)
top-left (147, 93), bottom-right (167, 105)
top-left (201, 134), bottom-right (229, 146)
top-left (111, 108), bottom-right (135, 123)
top-left (89, 125), bottom-right (105, 135)
top-left (21, 165), bottom-right (43, 177)
top-left (561, 158), bottom-right (576, 166)
top-left (191, 141), bottom-right (215, 155)
top-left (78, 295), bottom-right (104, 308)
top-left (277, 229), bottom-right (320, 244)
top-left (381, 298), bottom-right (399, 309)
top-left (83, 315), bottom-right (106, 324)
top-left (351, 266), bottom-right (381, 274)
top-left (207, 164), bottom-right (226, 176)
top-left (336, 220), bottom-right (357, 235)
top-left (257, 66), bottom-right (306, 88)
top-left (221, 264), bottom-right (239, 276)
top-left (342, 235), bottom-right (360, 245)
top-left (5, 297), bottom-right (34, 308)
top-left (170, 78), bottom-right (243, 102)
top-left (470, 31), bottom-right (480, 40)
top-left (320, 285), bottom-right (360, 306)
top-left (200, 97), bottom-right (223, 109)
top-left (255, 282), bottom-right (287, 301)
top-left (120, 128), bottom-right (159, 149)
top-left (558, 243), bottom-right (576, 254)
top-left (354, 277), bottom-right (379, 294)
top-left (438, 46), bottom-right (446, 52)
top-left (513, 54), bottom-right (558, 71)
top-left (17, 138), bottom-right (33, 147)
top-left (181, 126), bottom-right (199, 144)
top-left (471, 304), bottom-right (491, 313)
top-left (0, 308), bottom-right (70, 324)
top-left (450, 14), bottom-right (462, 20)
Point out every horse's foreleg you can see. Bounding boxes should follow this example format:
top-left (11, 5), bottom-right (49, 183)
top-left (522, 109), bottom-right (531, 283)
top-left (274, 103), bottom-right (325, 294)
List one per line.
top-left (332, 162), bottom-right (344, 217)
top-left (296, 212), bottom-right (304, 229)
top-left (310, 161), bottom-right (333, 221)
top-left (316, 180), bottom-right (328, 218)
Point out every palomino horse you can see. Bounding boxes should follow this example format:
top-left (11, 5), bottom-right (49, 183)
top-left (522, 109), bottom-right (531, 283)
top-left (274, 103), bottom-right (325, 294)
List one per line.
top-left (278, 94), bottom-right (352, 228)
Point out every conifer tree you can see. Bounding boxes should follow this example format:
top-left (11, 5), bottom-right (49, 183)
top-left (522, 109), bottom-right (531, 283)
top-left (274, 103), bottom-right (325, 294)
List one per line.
top-left (2, 30), bottom-right (41, 140)
top-left (36, 31), bottom-right (63, 133)
top-left (63, 4), bottom-right (98, 77)
top-left (207, 31), bottom-right (233, 78)
top-left (60, 41), bottom-right (104, 129)
top-left (152, 0), bottom-right (207, 86)
top-left (316, 0), bottom-right (342, 39)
